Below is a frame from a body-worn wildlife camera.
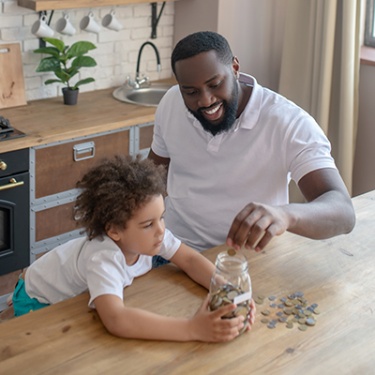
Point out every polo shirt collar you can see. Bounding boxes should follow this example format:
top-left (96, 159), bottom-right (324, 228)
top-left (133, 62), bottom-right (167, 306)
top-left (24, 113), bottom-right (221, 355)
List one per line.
top-left (237, 73), bottom-right (261, 131)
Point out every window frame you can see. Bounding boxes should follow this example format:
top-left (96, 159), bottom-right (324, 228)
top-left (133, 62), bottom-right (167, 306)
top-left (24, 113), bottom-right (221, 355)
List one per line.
top-left (365, 0), bottom-right (375, 47)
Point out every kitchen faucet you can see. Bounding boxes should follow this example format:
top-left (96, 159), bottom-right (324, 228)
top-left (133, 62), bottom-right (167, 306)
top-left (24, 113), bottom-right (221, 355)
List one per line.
top-left (128, 41), bottom-right (161, 89)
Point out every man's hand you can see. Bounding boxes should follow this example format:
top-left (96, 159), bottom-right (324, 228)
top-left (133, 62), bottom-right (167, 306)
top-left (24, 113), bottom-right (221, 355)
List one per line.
top-left (227, 169), bottom-right (356, 252)
top-left (226, 202), bottom-right (291, 252)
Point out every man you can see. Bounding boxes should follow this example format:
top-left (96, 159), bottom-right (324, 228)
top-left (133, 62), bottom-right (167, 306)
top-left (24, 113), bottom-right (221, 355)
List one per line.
top-left (148, 31), bottom-right (355, 253)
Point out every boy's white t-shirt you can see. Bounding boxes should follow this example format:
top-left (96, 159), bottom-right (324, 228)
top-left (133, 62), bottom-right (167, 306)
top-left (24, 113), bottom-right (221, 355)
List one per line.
top-left (25, 229), bottom-right (181, 308)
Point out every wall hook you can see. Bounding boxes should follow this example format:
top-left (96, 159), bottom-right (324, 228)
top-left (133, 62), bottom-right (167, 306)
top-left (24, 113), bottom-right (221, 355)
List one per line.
top-left (151, 2), bottom-right (166, 39)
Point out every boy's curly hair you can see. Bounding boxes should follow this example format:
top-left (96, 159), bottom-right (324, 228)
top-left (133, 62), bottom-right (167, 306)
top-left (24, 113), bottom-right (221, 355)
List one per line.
top-left (74, 155), bottom-right (166, 240)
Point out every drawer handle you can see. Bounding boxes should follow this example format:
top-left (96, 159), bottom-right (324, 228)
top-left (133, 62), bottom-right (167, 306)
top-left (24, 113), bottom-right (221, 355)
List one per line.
top-left (73, 141), bottom-right (95, 161)
top-left (0, 178), bottom-right (24, 191)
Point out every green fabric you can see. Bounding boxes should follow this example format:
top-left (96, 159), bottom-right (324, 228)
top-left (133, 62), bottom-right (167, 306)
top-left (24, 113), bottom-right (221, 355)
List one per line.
top-left (12, 278), bottom-right (49, 316)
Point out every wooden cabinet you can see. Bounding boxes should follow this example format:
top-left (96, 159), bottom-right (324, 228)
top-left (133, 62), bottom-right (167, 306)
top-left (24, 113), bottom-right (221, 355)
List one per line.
top-left (29, 123), bottom-right (154, 261)
top-left (134, 122), bottom-right (154, 158)
top-left (35, 202), bottom-right (77, 243)
top-left (30, 128), bottom-right (131, 260)
top-left (34, 131), bottom-right (130, 198)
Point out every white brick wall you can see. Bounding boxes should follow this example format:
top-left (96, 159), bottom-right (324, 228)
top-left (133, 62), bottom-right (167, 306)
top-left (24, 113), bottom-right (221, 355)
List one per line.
top-left (0, 1), bottom-right (175, 101)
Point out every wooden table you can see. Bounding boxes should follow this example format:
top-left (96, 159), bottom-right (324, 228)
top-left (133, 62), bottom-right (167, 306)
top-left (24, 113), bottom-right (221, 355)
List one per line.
top-left (1, 191), bottom-right (375, 374)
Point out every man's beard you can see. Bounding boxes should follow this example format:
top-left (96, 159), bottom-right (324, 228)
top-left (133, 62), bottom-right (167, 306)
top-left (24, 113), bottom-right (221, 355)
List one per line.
top-left (189, 80), bottom-right (239, 136)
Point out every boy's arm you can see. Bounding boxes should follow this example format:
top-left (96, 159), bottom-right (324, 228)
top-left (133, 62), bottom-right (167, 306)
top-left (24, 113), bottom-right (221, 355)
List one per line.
top-left (169, 243), bottom-right (215, 289)
top-left (94, 294), bottom-right (244, 342)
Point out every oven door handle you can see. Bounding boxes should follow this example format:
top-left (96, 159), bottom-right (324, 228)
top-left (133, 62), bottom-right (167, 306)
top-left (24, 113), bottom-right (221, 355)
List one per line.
top-left (0, 178), bottom-right (24, 191)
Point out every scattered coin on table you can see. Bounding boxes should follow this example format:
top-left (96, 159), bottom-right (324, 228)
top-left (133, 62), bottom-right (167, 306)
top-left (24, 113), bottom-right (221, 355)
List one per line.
top-left (255, 291), bottom-right (319, 331)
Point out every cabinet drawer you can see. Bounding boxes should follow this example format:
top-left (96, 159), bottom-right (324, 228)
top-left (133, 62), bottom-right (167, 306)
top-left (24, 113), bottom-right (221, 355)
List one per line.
top-left (35, 201), bottom-right (79, 242)
top-left (139, 124), bottom-right (154, 151)
top-left (34, 130), bottom-right (130, 198)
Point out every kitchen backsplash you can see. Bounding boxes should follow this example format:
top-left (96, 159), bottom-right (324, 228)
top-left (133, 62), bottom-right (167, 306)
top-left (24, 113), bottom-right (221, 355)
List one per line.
top-left (0, 1), bottom-right (174, 101)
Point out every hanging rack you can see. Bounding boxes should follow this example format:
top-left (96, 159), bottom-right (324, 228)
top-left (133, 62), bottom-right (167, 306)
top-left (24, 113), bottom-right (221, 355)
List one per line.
top-left (150, 2), bottom-right (166, 39)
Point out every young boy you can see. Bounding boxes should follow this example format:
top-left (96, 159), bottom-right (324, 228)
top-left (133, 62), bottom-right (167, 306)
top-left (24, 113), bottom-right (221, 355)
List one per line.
top-left (12, 155), bottom-right (254, 342)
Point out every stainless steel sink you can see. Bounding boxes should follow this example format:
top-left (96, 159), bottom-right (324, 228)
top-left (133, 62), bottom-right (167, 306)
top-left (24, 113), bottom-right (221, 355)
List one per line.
top-left (112, 84), bottom-right (172, 107)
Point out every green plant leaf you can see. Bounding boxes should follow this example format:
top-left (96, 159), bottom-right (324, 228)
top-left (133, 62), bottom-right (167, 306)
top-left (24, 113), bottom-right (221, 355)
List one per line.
top-left (44, 79), bottom-right (63, 85)
top-left (43, 37), bottom-right (65, 52)
top-left (33, 46), bottom-right (60, 57)
top-left (67, 41), bottom-right (96, 59)
top-left (72, 56), bottom-right (97, 68)
top-left (36, 57), bottom-right (61, 72)
top-left (65, 67), bottom-right (80, 79)
top-left (72, 77), bottom-right (95, 90)
top-left (54, 70), bottom-right (71, 84)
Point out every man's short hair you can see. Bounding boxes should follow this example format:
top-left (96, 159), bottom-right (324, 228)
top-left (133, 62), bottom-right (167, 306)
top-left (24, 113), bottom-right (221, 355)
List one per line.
top-left (171, 31), bottom-right (234, 75)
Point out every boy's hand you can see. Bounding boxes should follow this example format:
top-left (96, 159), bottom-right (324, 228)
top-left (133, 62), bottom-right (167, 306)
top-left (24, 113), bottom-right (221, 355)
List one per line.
top-left (247, 298), bottom-right (256, 329)
top-left (189, 295), bottom-right (254, 342)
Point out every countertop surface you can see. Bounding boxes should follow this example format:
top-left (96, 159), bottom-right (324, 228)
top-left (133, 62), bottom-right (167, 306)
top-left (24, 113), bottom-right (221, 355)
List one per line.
top-left (0, 80), bottom-right (175, 154)
top-left (1, 190), bottom-right (374, 374)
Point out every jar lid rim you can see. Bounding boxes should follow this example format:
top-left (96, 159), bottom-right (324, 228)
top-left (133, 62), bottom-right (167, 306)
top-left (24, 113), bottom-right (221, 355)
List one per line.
top-left (215, 250), bottom-right (249, 272)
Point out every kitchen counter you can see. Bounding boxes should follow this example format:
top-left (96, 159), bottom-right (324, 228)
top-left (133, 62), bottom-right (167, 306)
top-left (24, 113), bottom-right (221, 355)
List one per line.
top-left (0, 80), bottom-right (175, 153)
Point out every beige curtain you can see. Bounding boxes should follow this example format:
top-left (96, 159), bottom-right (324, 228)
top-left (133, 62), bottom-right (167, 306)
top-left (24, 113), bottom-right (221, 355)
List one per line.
top-left (278, 0), bottom-right (362, 195)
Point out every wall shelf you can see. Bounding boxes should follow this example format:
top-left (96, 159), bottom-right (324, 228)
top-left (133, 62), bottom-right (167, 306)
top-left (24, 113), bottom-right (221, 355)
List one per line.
top-left (17, 0), bottom-right (176, 11)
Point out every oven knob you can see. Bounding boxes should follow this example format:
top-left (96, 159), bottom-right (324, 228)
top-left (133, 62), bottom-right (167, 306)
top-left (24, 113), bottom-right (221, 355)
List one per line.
top-left (0, 161), bottom-right (7, 171)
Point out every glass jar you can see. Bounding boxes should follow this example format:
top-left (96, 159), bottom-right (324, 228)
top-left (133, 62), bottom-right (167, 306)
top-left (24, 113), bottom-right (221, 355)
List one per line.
top-left (209, 249), bottom-right (252, 335)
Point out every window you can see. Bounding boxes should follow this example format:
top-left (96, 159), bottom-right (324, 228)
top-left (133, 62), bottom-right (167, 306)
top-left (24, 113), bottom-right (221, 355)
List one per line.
top-left (365, 0), bottom-right (375, 47)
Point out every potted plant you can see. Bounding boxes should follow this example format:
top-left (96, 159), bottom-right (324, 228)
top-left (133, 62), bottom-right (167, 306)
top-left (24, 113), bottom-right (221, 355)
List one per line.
top-left (33, 37), bottom-right (97, 105)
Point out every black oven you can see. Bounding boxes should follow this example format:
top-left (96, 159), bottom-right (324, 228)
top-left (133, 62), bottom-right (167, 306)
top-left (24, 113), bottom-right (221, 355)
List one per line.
top-left (0, 149), bottom-right (30, 276)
